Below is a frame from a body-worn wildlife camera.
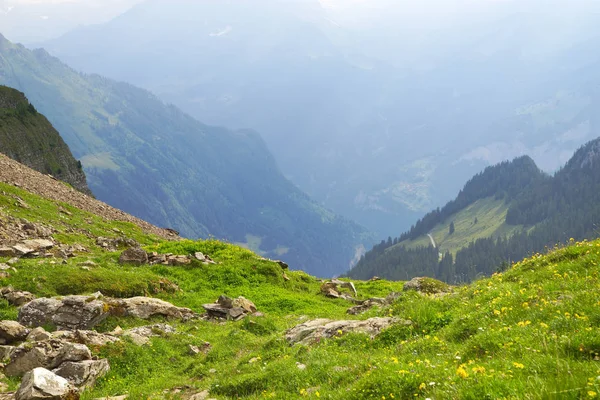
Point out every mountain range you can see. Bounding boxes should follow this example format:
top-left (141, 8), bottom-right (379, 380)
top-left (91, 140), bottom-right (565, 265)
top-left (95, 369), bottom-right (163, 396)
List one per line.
top-left (348, 137), bottom-right (600, 282)
top-left (0, 34), bottom-right (370, 277)
top-left (39, 0), bottom-right (600, 238)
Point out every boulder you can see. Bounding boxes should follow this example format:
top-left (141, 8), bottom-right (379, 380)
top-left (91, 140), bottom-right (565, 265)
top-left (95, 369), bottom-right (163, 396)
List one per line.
top-left (347, 298), bottom-right (388, 315)
top-left (54, 359), bottom-right (110, 389)
top-left (320, 280), bottom-right (357, 299)
top-left (403, 277), bottom-right (450, 294)
top-left (5, 340), bottom-right (92, 377)
top-left (0, 344), bottom-right (16, 361)
top-left (27, 328), bottom-right (52, 342)
top-left (19, 293), bottom-right (107, 331)
top-left (11, 244), bottom-right (34, 257)
top-left (232, 297), bottom-right (257, 314)
top-left (203, 295), bottom-right (258, 321)
top-left (2, 288), bottom-right (36, 307)
top-left (285, 317), bottom-right (409, 345)
top-left (109, 297), bottom-right (196, 321)
top-left (15, 368), bottom-right (79, 400)
top-left (18, 298), bottom-right (62, 328)
top-left (118, 247), bottom-right (148, 266)
top-left (21, 240), bottom-right (54, 251)
top-left (122, 324), bottom-right (175, 346)
top-left (0, 321), bottom-right (29, 344)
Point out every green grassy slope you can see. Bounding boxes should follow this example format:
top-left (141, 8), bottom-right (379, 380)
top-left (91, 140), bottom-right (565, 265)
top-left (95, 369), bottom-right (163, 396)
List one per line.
top-left (0, 34), bottom-right (372, 277)
top-left (398, 197), bottom-right (524, 256)
top-left (1, 182), bottom-right (600, 399)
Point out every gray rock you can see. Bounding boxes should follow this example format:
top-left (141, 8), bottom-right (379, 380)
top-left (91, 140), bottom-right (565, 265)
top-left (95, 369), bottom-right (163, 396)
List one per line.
top-left (21, 240), bottom-right (54, 251)
top-left (109, 297), bottom-right (196, 321)
top-left (5, 340), bottom-right (92, 377)
top-left (122, 324), bottom-right (175, 346)
top-left (0, 321), bottom-right (29, 344)
top-left (403, 277), bottom-right (450, 294)
top-left (285, 317), bottom-right (408, 345)
top-left (18, 298), bottom-right (62, 328)
top-left (27, 328), bottom-right (52, 342)
top-left (54, 359), bottom-right (109, 389)
top-left (117, 247), bottom-right (148, 266)
top-left (0, 345), bottom-right (16, 361)
top-left (15, 368), bottom-right (79, 400)
top-left (19, 294), bottom-right (107, 331)
top-left (11, 244), bottom-right (34, 257)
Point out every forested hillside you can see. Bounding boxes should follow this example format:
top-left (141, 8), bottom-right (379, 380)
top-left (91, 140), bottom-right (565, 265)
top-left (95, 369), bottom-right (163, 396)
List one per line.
top-left (348, 138), bottom-right (600, 282)
top-left (0, 34), bottom-right (371, 277)
top-left (0, 86), bottom-right (90, 194)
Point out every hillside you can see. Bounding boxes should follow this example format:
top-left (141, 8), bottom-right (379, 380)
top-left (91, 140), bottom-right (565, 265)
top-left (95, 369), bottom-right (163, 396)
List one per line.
top-left (0, 34), bottom-right (372, 277)
top-left (0, 86), bottom-right (90, 195)
top-left (349, 140), bottom-right (600, 282)
top-left (40, 0), bottom-right (600, 239)
top-left (0, 161), bottom-right (598, 398)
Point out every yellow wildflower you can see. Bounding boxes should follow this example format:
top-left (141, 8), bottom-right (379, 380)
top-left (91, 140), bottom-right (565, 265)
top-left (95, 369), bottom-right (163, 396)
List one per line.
top-left (456, 366), bottom-right (469, 379)
top-left (513, 362), bottom-right (524, 369)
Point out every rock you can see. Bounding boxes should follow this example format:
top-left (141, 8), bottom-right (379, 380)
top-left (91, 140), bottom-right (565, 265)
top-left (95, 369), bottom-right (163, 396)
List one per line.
top-left (0, 321), bottom-right (29, 344)
top-left (77, 261), bottom-right (96, 268)
top-left (296, 363), bottom-right (307, 370)
top-left (15, 368), bottom-right (79, 400)
top-left (6, 258), bottom-right (19, 266)
top-left (118, 247), bottom-right (148, 266)
top-left (0, 248), bottom-right (15, 257)
top-left (21, 240), bottom-right (54, 251)
top-left (1, 287), bottom-right (36, 307)
top-left (122, 324), bottom-right (175, 346)
top-left (232, 297), bottom-right (257, 314)
top-left (109, 297), bottom-right (197, 321)
top-left (403, 277), bottom-right (450, 294)
top-left (18, 298), bottom-right (62, 328)
top-left (27, 328), bottom-right (52, 343)
top-left (19, 293), bottom-right (107, 331)
top-left (189, 391), bottom-right (210, 400)
top-left (203, 296), bottom-right (257, 321)
top-left (0, 345), bottom-right (16, 361)
top-left (5, 340), bottom-right (92, 377)
top-left (369, 276), bottom-right (381, 281)
top-left (54, 359), bottom-right (110, 389)
top-left (320, 280), bottom-right (357, 299)
top-left (11, 245), bottom-right (34, 257)
top-left (347, 298), bottom-right (387, 315)
top-left (275, 260), bottom-right (289, 270)
top-left (285, 317), bottom-right (408, 345)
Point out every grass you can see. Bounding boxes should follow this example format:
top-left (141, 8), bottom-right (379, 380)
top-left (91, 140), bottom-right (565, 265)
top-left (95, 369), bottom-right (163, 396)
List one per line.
top-left (0, 183), bottom-right (599, 399)
top-left (397, 197), bottom-right (525, 257)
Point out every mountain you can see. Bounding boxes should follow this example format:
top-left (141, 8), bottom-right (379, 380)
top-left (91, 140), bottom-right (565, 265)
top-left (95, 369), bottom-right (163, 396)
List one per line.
top-left (0, 85), bottom-right (90, 195)
top-left (348, 137), bottom-right (600, 282)
top-left (0, 34), bottom-right (371, 277)
top-left (0, 156), bottom-right (598, 398)
top-left (40, 0), bottom-right (600, 238)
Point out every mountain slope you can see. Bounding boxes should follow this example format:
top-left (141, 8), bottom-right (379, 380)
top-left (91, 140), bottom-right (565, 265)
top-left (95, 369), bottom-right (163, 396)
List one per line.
top-left (349, 141), bottom-right (600, 282)
top-left (41, 0), bottom-right (600, 238)
top-left (0, 34), bottom-right (371, 277)
top-left (0, 85), bottom-right (90, 195)
top-left (0, 168), bottom-right (598, 398)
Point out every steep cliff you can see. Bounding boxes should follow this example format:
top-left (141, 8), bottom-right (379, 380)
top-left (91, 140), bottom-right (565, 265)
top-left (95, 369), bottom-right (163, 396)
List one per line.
top-left (0, 85), bottom-right (91, 195)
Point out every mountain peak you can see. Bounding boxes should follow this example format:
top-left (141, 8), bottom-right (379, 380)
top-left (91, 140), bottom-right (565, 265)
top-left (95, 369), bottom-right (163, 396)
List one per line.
top-left (567, 137), bottom-right (600, 170)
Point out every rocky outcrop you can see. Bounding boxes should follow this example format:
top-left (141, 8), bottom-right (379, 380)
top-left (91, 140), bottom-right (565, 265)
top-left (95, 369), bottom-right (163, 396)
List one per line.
top-left (54, 359), bottom-right (109, 389)
top-left (117, 247), bottom-right (148, 266)
top-left (403, 277), bottom-right (451, 295)
top-left (18, 293), bottom-right (197, 331)
top-left (15, 367), bottom-right (79, 400)
top-left (320, 280), bottom-right (357, 300)
top-left (1, 287), bottom-right (36, 308)
top-left (203, 295), bottom-right (257, 321)
top-left (5, 340), bottom-right (91, 377)
top-left (0, 321), bottom-right (29, 344)
top-left (285, 317), bottom-right (409, 345)
top-left (120, 324), bottom-right (176, 346)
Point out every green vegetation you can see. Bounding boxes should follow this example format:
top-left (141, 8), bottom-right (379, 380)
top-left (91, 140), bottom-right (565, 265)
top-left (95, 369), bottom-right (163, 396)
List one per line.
top-left (0, 86), bottom-right (90, 194)
top-left (0, 36), bottom-right (372, 277)
top-left (350, 141), bottom-right (600, 283)
top-left (1, 181), bottom-right (600, 399)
